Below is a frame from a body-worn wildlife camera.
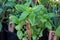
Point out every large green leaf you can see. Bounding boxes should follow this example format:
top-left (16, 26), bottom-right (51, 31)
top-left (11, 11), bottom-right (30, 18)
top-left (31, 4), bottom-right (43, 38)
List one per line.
top-left (33, 5), bottom-right (47, 14)
top-left (22, 37), bottom-right (27, 40)
top-left (43, 13), bottom-right (57, 20)
top-left (32, 35), bottom-right (37, 40)
top-left (45, 22), bottom-right (52, 30)
top-left (39, 30), bottom-right (43, 37)
top-left (55, 26), bottom-right (60, 37)
top-left (15, 24), bottom-right (22, 30)
top-left (15, 5), bottom-right (29, 12)
top-left (37, 28), bottom-right (41, 35)
top-left (40, 17), bottom-right (47, 23)
top-left (37, 15), bottom-right (47, 23)
top-left (15, 21), bottom-right (25, 30)
top-left (17, 31), bottom-right (23, 39)
top-left (48, 13), bottom-right (57, 18)
top-left (19, 11), bottom-right (29, 21)
top-left (28, 13), bottom-right (36, 26)
top-left (43, 13), bottom-right (57, 19)
top-left (9, 15), bottom-right (19, 24)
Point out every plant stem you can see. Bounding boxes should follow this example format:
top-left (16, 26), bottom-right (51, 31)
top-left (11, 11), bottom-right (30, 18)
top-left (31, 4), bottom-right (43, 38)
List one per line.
top-left (26, 20), bottom-right (31, 40)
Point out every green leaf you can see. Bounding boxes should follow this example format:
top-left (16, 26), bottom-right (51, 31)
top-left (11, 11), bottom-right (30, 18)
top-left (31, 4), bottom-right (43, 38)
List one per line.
top-left (23, 31), bottom-right (28, 37)
top-left (37, 28), bottom-right (41, 35)
top-left (33, 5), bottom-right (47, 14)
top-left (15, 21), bottom-right (25, 30)
top-left (28, 13), bottom-right (36, 26)
top-left (40, 0), bottom-right (49, 5)
top-left (9, 15), bottom-right (19, 24)
top-left (5, 1), bottom-right (15, 7)
top-left (22, 37), bottom-right (27, 40)
top-left (55, 26), bottom-right (60, 37)
top-left (39, 30), bottom-right (43, 37)
top-left (40, 17), bottom-right (47, 23)
top-left (17, 31), bottom-right (23, 39)
top-left (15, 5), bottom-right (29, 12)
top-left (43, 14), bottom-right (50, 19)
top-left (37, 15), bottom-right (47, 23)
top-left (45, 22), bottom-right (52, 30)
top-left (15, 24), bottom-right (22, 30)
top-left (38, 23), bottom-right (45, 29)
top-left (24, 0), bottom-right (32, 7)
top-left (43, 13), bottom-right (57, 20)
top-left (19, 11), bottom-right (29, 21)
top-left (32, 35), bottom-right (37, 40)
top-left (48, 13), bottom-right (57, 18)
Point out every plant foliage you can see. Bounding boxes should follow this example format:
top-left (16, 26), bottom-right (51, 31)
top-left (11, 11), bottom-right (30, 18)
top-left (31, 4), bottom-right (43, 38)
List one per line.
top-left (9, 3), bottom-right (57, 40)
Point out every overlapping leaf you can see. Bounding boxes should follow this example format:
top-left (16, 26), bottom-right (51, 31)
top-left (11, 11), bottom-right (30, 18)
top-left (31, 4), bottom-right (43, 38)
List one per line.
top-left (17, 31), bottom-right (23, 39)
top-left (9, 15), bottom-right (19, 24)
top-left (19, 11), bottom-right (29, 21)
top-left (28, 13), bottom-right (36, 26)
top-left (15, 23), bottom-right (22, 30)
top-left (24, 0), bottom-right (32, 7)
top-left (33, 5), bottom-right (47, 14)
top-left (15, 5), bottom-right (29, 12)
top-left (15, 21), bottom-right (25, 30)
top-left (45, 22), bottom-right (52, 30)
